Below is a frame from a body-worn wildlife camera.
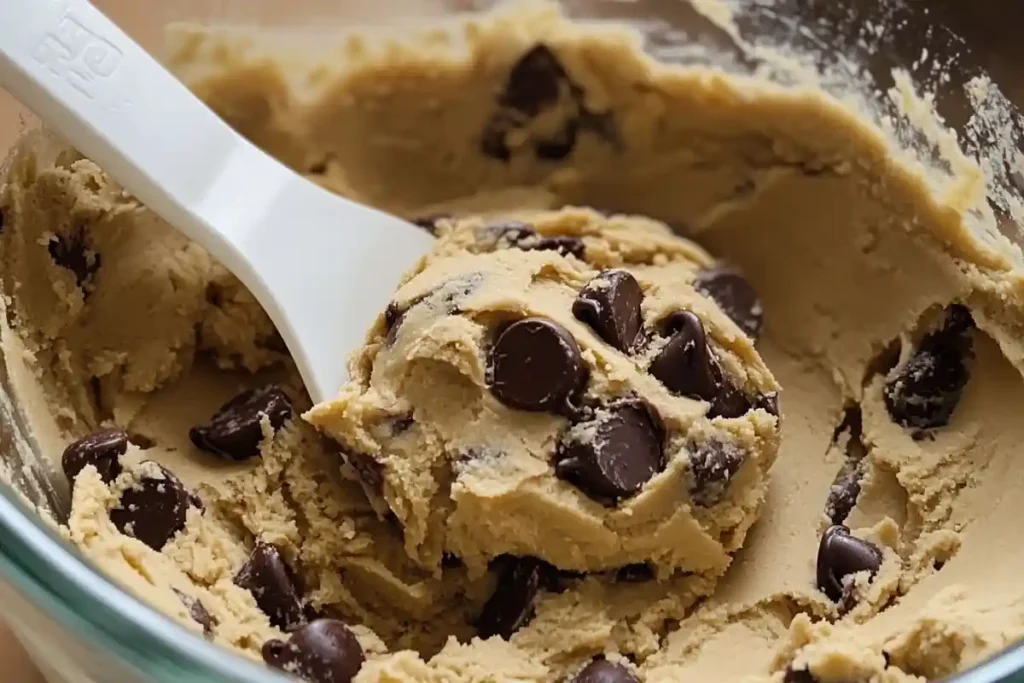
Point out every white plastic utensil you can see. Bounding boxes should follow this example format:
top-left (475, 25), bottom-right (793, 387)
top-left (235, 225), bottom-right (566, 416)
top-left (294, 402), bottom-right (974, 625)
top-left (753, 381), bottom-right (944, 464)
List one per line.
top-left (0, 0), bottom-right (434, 403)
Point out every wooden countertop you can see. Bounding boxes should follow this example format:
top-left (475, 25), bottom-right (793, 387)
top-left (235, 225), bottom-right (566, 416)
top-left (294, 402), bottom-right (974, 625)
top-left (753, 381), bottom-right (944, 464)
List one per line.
top-left (0, 622), bottom-right (45, 682)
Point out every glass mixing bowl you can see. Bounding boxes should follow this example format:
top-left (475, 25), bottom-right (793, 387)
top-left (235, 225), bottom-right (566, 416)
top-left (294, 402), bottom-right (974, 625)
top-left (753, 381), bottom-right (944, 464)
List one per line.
top-left (1, 0), bottom-right (1023, 681)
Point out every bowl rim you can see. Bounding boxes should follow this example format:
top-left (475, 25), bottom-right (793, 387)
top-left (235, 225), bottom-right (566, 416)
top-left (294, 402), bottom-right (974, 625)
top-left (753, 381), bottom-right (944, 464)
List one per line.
top-left (0, 482), bottom-right (289, 683)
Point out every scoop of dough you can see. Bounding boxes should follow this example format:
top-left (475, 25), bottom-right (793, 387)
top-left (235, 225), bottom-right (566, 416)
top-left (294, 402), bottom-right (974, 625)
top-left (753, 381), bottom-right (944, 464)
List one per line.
top-left (308, 208), bottom-right (781, 577)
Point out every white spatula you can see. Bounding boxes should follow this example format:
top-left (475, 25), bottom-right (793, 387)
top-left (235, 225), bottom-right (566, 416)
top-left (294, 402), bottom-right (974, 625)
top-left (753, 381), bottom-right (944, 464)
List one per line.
top-left (0, 0), bottom-right (434, 403)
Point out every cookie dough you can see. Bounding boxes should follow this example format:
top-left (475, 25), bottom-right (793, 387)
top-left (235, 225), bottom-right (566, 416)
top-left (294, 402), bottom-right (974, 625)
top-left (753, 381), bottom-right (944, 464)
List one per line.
top-left (2, 3), bottom-right (1024, 683)
top-left (306, 210), bottom-right (780, 577)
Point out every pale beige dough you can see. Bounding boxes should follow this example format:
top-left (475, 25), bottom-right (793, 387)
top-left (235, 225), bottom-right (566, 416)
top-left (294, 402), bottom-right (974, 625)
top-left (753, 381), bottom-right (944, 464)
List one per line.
top-left (307, 209), bottom-right (780, 577)
top-left (1, 3), bottom-right (1024, 683)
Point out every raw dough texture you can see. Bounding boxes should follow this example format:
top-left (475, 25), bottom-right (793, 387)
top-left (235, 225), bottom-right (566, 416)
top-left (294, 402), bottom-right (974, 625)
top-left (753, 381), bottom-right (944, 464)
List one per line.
top-left (2, 3), bottom-right (1024, 683)
top-left (307, 210), bottom-right (780, 577)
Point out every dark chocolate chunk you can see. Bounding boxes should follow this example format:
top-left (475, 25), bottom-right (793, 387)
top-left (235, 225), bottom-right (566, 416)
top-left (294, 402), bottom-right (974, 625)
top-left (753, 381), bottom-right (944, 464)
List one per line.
top-left (109, 463), bottom-right (196, 550)
top-left (187, 490), bottom-right (205, 512)
top-left (480, 220), bottom-right (537, 248)
top-left (687, 439), bottom-right (744, 507)
top-left (62, 428), bottom-right (127, 484)
top-left (488, 317), bottom-right (587, 413)
top-left (649, 311), bottom-right (719, 402)
top-left (755, 391), bottom-right (780, 417)
top-left (476, 556), bottom-right (545, 639)
top-left (481, 221), bottom-right (585, 259)
top-left (235, 542), bottom-right (306, 632)
top-left (189, 387), bottom-right (293, 461)
top-left (825, 407), bottom-right (865, 524)
top-left (345, 450), bottom-right (385, 498)
top-left (534, 120), bottom-right (578, 161)
top-left (572, 658), bottom-right (640, 683)
top-left (520, 234), bottom-right (586, 260)
top-left (884, 305), bottom-right (974, 430)
top-left (262, 619), bottom-right (365, 683)
top-left (48, 225), bottom-right (100, 289)
top-left (441, 553), bottom-right (464, 569)
top-left (650, 311), bottom-right (752, 418)
top-left (480, 118), bottom-right (512, 161)
top-left (825, 467), bottom-right (862, 526)
top-left (573, 270), bottom-right (645, 353)
top-left (616, 563), bottom-right (655, 583)
top-left (384, 301), bottom-right (406, 345)
top-left (556, 401), bottom-right (663, 504)
top-left (174, 589), bottom-right (215, 635)
top-left (709, 379), bottom-right (753, 420)
top-left (499, 44), bottom-right (569, 116)
top-left (694, 266), bottom-right (764, 342)
top-left (389, 413), bottom-right (415, 436)
top-left (783, 666), bottom-right (818, 683)
top-left (816, 525), bottom-right (883, 602)
top-left (411, 213), bottom-right (448, 236)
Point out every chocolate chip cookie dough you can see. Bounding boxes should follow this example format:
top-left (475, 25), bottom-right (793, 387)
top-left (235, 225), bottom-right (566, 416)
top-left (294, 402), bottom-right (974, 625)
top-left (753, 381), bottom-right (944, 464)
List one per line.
top-left (307, 210), bottom-right (780, 578)
top-left (3, 3), bottom-right (1024, 683)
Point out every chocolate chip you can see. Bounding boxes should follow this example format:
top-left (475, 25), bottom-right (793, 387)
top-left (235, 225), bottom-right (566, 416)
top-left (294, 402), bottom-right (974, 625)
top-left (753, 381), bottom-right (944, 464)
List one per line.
top-left (535, 120), bottom-right (578, 160)
top-left (616, 563), bottom-right (655, 583)
top-left (234, 542), bottom-right (306, 632)
top-left (262, 619), bottom-right (365, 683)
top-left (174, 589), bottom-right (215, 635)
top-left (48, 226), bottom-right (100, 289)
top-left (783, 666), bottom-right (817, 683)
top-left (694, 266), bottom-right (764, 342)
top-left (441, 553), bottom-right (464, 569)
top-left (688, 439), bottom-right (744, 507)
top-left (62, 428), bottom-right (127, 484)
top-left (478, 220), bottom-right (537, 248)
top-left (480, 118), bottom-right (512, 161)
top-left (411, 214), bottom-right (449, 236)
top-left (710, 381), bottom-right (753, 419)
top-left (825, 467), bottom-right (862, 526)
top-left (755, 392), bottom-right (780, 416)
top-left (649, 311), bottom-right (719, 402)
top-left (383, 301), bottom-right (407, 345)
top-left (345, 450), bottom-right (385, 498)
top-left (389, 413), bottom-right (415, 436)
top-left (556, 401), bottom-right (664, 504)
top-left (520, 234), bottom-right (586, 259)
top-left (480, 221), bottom-right (585, 259)
top-left (189, 387), bottom-right (293, 461)
top-left (109, 463), bottom-right (196, 550)
top-left (884, 305), bottom-right (974, 430)
top-left (572, 658), bottom-right (640, 683)
top-left (650, 312), bottom-right (752, 418)
top-left (385, 276), bottom-right (483, 345)
top-left (816, 525), bottom-right (882, 602)
top-left (499, 44), bottom-right (569, 116)
top-left (476, 556), bottom-right (545, 639)
top-left (573, 270), bottom-right (644, 353)
top-left (488, 318), bottom-right (587, 413)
